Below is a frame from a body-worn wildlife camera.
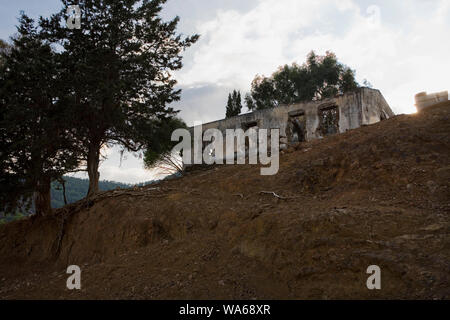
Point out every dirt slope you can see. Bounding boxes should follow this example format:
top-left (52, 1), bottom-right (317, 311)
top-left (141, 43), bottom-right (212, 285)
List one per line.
top-left (0, 103), bottom-right (449, 299)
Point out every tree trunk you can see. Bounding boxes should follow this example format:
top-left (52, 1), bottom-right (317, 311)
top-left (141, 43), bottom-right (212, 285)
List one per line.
top-left (87, 141), bottom-right (101, 197)
top-left (62, 179), bottom-right (68, 205)
top-left (34, 176), bottom-right (52, 216)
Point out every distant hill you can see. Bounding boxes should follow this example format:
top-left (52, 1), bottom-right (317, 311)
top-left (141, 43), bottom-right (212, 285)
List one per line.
top-left (51, 176), bottom-right (153, 208)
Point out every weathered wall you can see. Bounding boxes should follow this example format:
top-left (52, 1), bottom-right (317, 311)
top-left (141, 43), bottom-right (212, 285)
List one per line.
top-left (415, 91), bottom-right (449, 112)
top-left (193, 87), bottom-right (393, 141)
top-left (360, 88), bottom-right (395, 124)
top-left (185, 88), bottom-right (393, 164)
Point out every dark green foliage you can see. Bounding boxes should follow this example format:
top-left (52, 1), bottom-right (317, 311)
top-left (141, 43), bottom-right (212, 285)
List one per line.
top-left (1, 0), bottom-right (197, 214)
top-left (0, 14), bottom-right (81, 215)
top-left (225, 90), bottom-right (242, 118)
top-left (143, 117), bottom-right (187, 171)
top-left (245, 76), bottom-right (278, 110)
top-left (245, 51), bottom-right (360, 110)
top-left (40, 0), bottom-right (199, 196)
top-left (0, 39), bottom-right (10, 66)
top-left (0, 39), bottom-right (8, 50)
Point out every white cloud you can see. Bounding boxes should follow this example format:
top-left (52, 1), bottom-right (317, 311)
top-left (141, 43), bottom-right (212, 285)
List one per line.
top-left (96, 164), bottom-right (158, 184)
top-left (176, 0), bottom-right (450, 115)
top-left (70, 146), bottom-right (161, 184)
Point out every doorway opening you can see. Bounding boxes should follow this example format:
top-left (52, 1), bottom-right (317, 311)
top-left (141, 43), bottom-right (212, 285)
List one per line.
top-left (288, 111), bottom-right (306, 143)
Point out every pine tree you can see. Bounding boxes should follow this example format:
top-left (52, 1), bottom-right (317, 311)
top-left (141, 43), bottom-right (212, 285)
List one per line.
top-left (0, 14), bottom-right (81, 215)
top-left (225, 93), bottom-right (233, 118)
top-left (225, 90), bottom-right (242, 118)
top-left (143, 117), bottom-right (187, 174)
top-left (40, 0), bottom-right (198, 196)
top-left (0, 39), bottom-right (10, 66)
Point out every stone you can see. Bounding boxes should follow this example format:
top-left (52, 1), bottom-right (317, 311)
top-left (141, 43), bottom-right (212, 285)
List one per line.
top-left (426, 180), bottom-right (438, 193)
top-left (185, 220), bottom-right (194, 230)
top-left (435, 166), bottom-right (450, 186)
top-left (231, 246), bottom-right (240, 255)
top-left (421, 224), bottom-right (444, 232)
top-left (311, 158), bottom-right (325, 167)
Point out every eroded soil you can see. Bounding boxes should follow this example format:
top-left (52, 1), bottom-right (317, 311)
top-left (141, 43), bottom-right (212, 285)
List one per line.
top-left (1, 103), bottom-right (449, 299)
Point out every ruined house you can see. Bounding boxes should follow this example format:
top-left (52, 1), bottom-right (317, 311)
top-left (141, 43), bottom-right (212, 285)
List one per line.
top-left (415, 91), bottom-right (448, 112)
top-left (192, 87), bottom-right (394, 154)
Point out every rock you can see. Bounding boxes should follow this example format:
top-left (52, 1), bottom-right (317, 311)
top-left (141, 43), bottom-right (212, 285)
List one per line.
top-left (295, 169), bottom-right (306, 178)
top-left (350, 160), bottom-right (359, 169)
top-left (426, 180), bottom-right (438, 193)
top-left (311, 158), bottom-right (325, 167)
top-left (421, 224), bottom-right (444, 232)
top-left (406, 183), bottom-right (413, 191)
top-left (394, 234), bottom-right (421, 241)
top-left (208, 219), bottom-right (218, 230)
top-left (435, 166), bottom-right (450, 186)
top-left (231, 246), bottom-right (240, 255)
top-left (334, 207), bottom-right (348, 214)
top-left (297, 266), bottom-right (318, 278)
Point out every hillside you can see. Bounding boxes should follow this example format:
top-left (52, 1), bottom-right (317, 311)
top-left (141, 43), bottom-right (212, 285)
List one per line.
top-left (0, 178), bottom-right (143, 225)
top-left (50, 177), bottom-right (143, 208)
top-left (0, 102), bottom-right (449, 299)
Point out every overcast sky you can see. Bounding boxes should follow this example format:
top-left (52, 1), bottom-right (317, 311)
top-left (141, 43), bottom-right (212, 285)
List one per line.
top-left (1, 0), bottom-right (449, 183)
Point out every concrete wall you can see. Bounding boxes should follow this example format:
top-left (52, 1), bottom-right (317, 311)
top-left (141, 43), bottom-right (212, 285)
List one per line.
top-left (415, 91), bottom-right (449, 112)
top-left (185, 88), bottom-right (393, 164)
top-left (193, 87), bottom-right (393, 141)
top-left (360, 87), bottom-right (394, 124)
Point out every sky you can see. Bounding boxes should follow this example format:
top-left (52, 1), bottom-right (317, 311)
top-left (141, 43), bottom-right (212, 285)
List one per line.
top-left (1, 0), bottom-right (449, 183)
